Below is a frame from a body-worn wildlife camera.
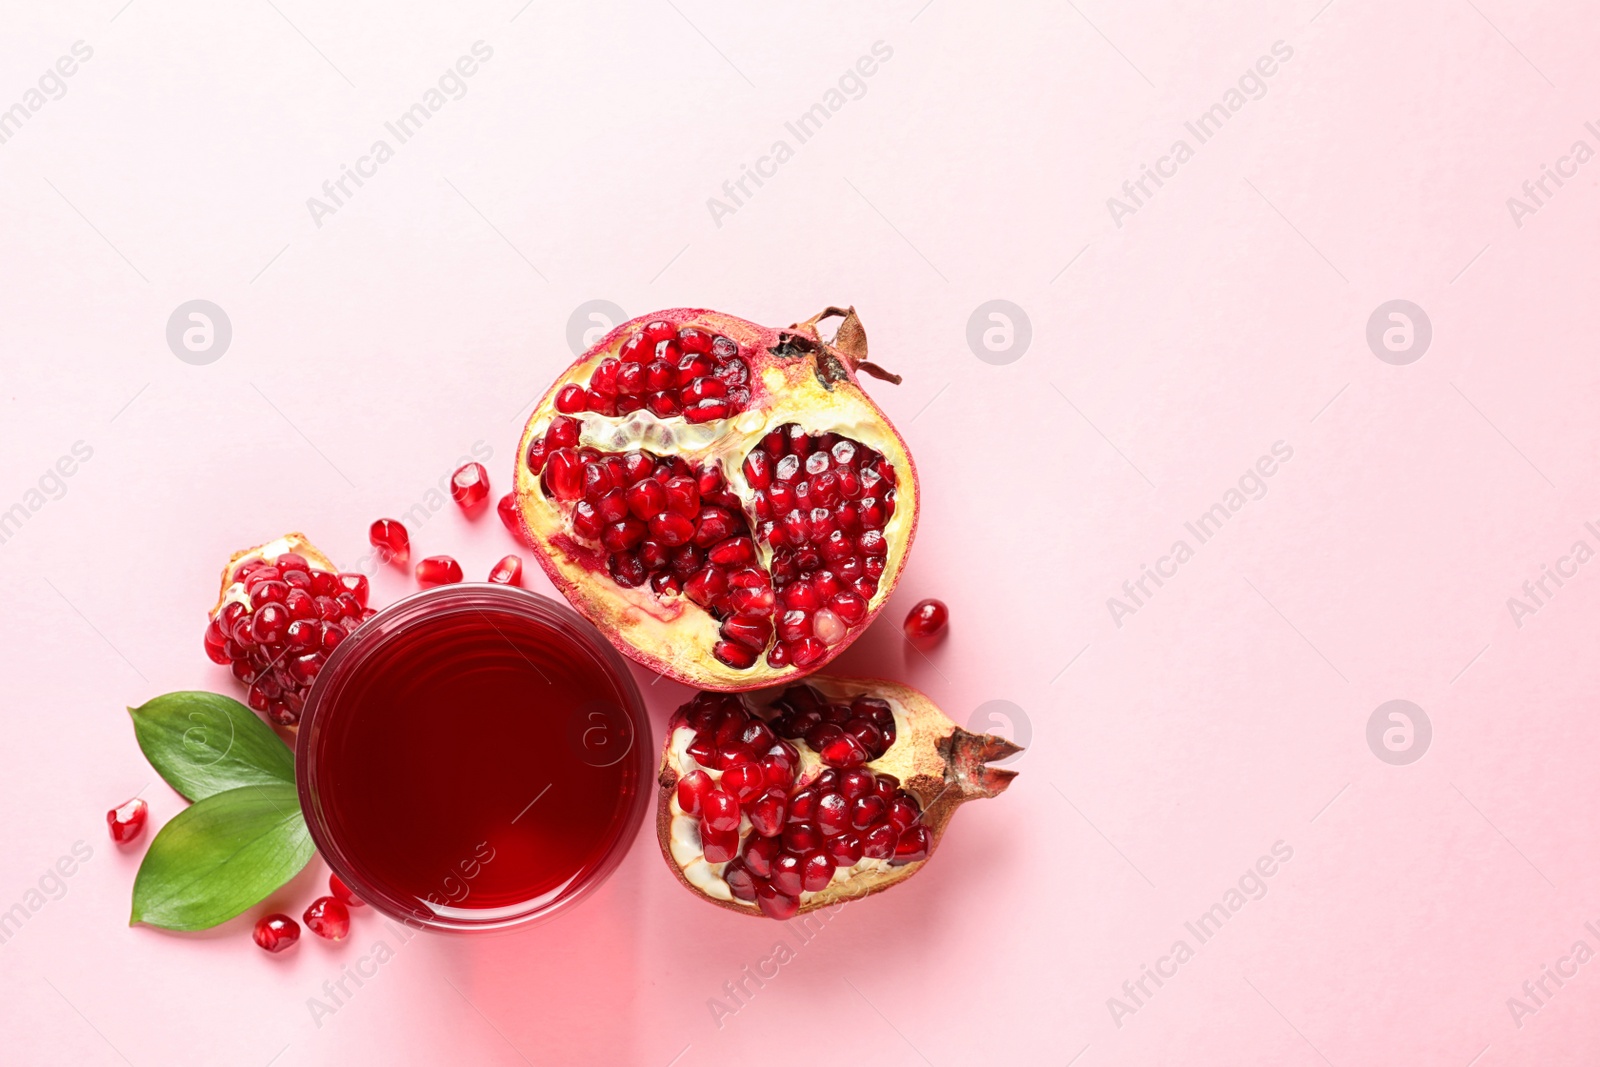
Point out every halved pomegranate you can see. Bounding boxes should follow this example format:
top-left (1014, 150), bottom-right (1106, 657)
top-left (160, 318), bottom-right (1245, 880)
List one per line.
top-left (657, 676), bottom-right (1019, 918)
top-left (513, 308), bottom-right (918, 690)
top-left (202, 533), bottom-right (375, 726)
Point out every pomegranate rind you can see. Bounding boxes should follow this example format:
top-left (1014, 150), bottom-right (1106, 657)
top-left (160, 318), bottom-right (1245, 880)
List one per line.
top-left (514, 308), bottom-right (920, 691)
top-left (209, 532), bottom-right (337, 619)
top-left (655, 675), bottom-right (1019, 916)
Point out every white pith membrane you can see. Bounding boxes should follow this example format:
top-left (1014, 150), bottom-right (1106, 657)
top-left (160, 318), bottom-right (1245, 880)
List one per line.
top-left (656, 675), bottom-right (1023, 917)
top-left (513, 309), bottom-right (918, 690)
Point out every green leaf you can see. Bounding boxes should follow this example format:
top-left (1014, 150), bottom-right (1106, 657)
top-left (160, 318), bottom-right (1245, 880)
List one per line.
top-left (129, 691), bottom-right (295, 802)
top-left (131, 784), bottom-right (313, 931)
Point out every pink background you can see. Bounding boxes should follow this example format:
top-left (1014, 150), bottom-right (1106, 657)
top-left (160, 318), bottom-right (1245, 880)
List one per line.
top-left (4, 0), bottom-right (1599, 1063)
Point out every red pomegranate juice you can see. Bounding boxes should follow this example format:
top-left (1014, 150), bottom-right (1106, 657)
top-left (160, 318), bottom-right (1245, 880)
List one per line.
top-left (298, 586), bottom-right (649, 929)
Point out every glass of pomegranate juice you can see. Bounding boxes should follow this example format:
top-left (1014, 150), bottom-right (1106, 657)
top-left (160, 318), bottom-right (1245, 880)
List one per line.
top-left (297, 584), bottom-right (650, 931)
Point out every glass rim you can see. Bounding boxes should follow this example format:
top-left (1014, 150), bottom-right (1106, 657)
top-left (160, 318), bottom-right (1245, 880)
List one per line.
top-left (295, 582), bottom-right (652, 934)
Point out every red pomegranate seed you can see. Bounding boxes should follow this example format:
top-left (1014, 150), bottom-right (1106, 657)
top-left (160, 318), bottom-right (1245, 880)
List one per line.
top-left (662, 476), bottom-right (698, 516)
top-left (545, 449), bottom-right (584, 501)
top-left (555, 383), bottom-right (586, 412)
top-left (820, 732), bottom-right (868, 768)
top-left (304, 896), bottom-right (350, 940)
top-left (812, 607), bottom-right (847, 646)
top-left (790, 637), bottom-right (826, 668)
top-left (702, 789), bottom-right (741, 833)
top-left (702, 826), bottom-right (740, 863)
top-left (711, 708), bottom-right (746, 746)
top-left (801, 851), bottom-right (835, 891)
top-left (721, 614), bottom-right (772, 652)
top-left (716, 743), bottom-right (760, 771)
top-left (788, 788), bottom-right (820, 824)
top-left (253, 913), bottom-right (300, 953)
top-left (739, 720), bottom-right (776, 751)
top-left (369, 518), bottom-right (411, 565)
top-left (745, 836), bottom-right (781, 877)
top-left (677, 770), bottom-right (714, 816)
top-left (330, 873), bottom-right (365, 907)
top-left (840, 768), bottom-right (876, 799)
top-left (886, 796), bottom-right (920, 831)
top-left (893, 825), bottom-right (931, 863)
top-left (451, 462), bottom-right (491, 515)
top-left (713, 641), bottom-right (759, 669)
top-left (851, 795), bottom-right (887, 830)
top-left (817, 792), bottom-right (851, 836)
top-left (825, 832), bottom-right (864, 867)
top-left (748, 788), bottom-right (788, 837)
top-left (251, 602), bottom-right (289, 645)
top-left (770, 853), bottom-right (804, 897)
top-left (107, 797), bottom-right (148, 843)
top-left (783, 822), bottom-right (822, 854)
top-left (722, 762), bottom-right (766, 804)
top-left (610, 552), bottom-right (646, 587)
top-left (627, 479), bottom-right (668, 519)
top-left (904, 598), bottom-right (948, 643)
top-left (686, 736), bottom-right (715, 765)
top-left (846, 719), bottom-right (886, 757)
top-left (488, 555), bottom-right (523, 586)
top-left (336, 572), bottom-right (369, 608)
top-left (861, 824), bottom-right (898, 860)
top-left (497, 493), bottom-right (535, 546)
top-left (415, 556), bottom-right (463, 588)
top-left (757, 882), bottom-right (799, 920)
top-left (723, 859), bottom-right (758, 902)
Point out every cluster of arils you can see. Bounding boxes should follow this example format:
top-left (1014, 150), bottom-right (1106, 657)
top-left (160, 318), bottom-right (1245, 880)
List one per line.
top-left (553, 319), bottom-right (753, 423)
top-left (741, 425), bottom-right (899, 670)
top-left (202, 538), bottom-right (374, 725)
top-left (670, 686), bottom-right (929, 920)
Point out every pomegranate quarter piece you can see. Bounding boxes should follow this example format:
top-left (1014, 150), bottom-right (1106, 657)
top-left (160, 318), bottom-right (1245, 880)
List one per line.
top-left (514, 307), bottom-right (919, 690)
top-left (657, 676), bottom-right (1019, 918)
top-left (203, 533), bottom-right (376, 726)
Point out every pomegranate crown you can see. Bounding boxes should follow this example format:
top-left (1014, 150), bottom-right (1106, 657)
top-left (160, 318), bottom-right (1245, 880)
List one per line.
top-left (777, 306), bottom-right (902, 387)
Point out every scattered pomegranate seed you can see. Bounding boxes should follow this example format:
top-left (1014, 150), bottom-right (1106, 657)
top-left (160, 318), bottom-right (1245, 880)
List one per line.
top-left (253, 913), bottom-right (300, 953)
top-left (488, 555), bottom-right (524, 586)
top-left (497, 493), bottom-right (535, 546)
top-left (303, 896), bottom-right (350, 940)
top-left (107, 797), bottom-right (147, 844)
top-left (450, 462), bottom-right (491, 516)
top-left (369, 519), bottom-right (410, 565)
top-left (903, 598), bottom-right (948, 643)
top-left (416, 556), bottom-right (463, 588)
top-left (329, 873), bottom-right (365, 908)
